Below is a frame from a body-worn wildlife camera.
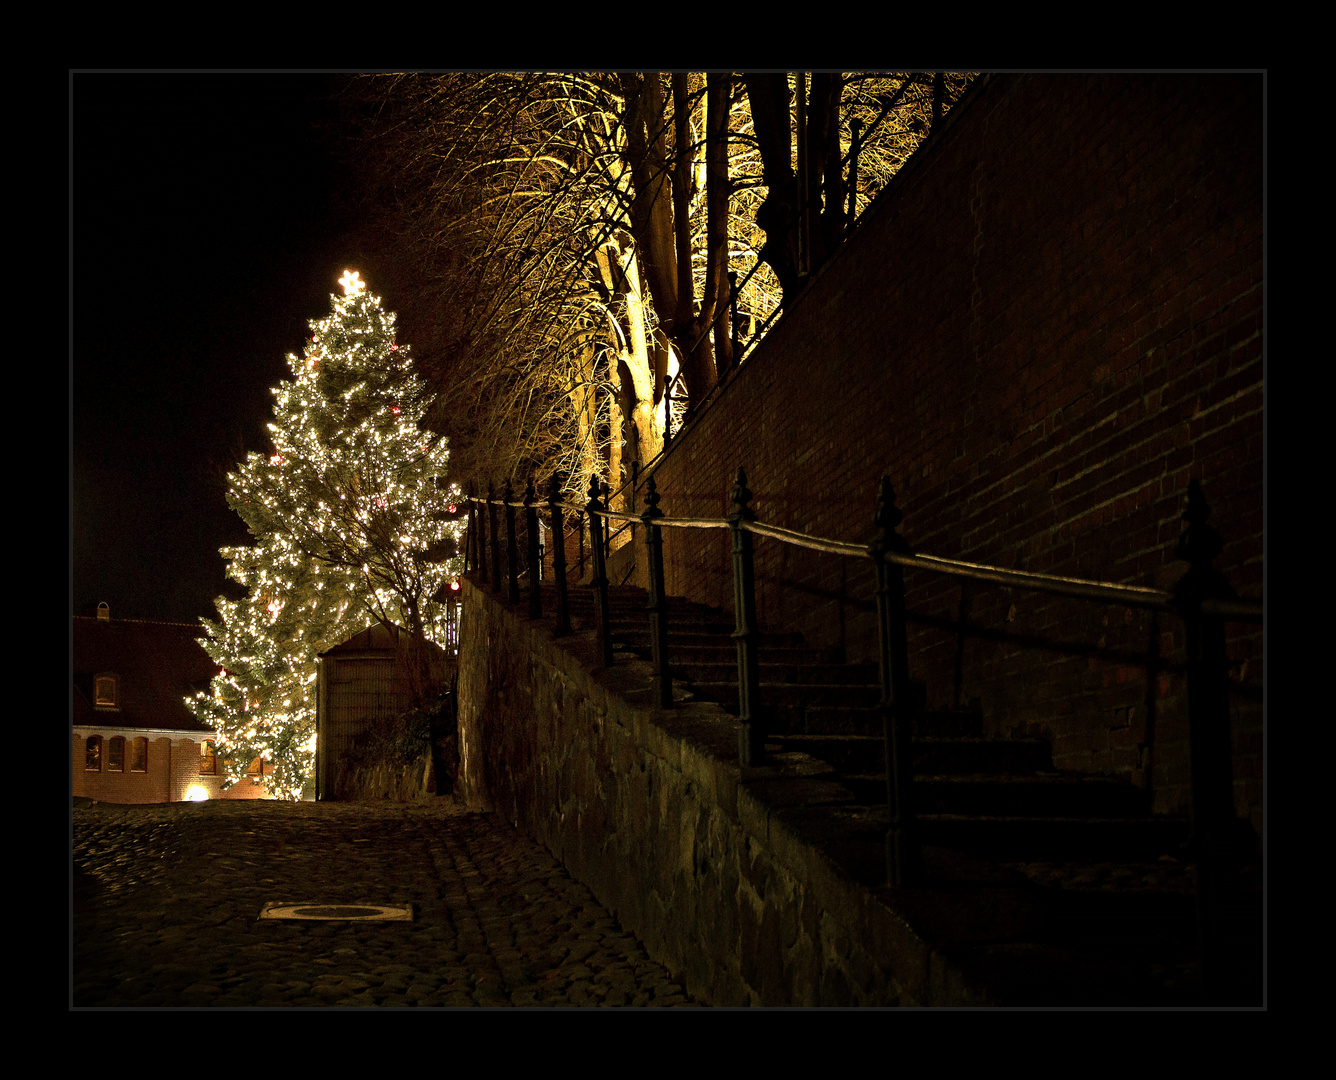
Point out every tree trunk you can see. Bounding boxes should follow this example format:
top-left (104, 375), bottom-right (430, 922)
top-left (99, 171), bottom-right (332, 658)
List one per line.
top-left (744, 74), bottom-right (800, 304)
top-left (707, 73), bottom-right (734, 377)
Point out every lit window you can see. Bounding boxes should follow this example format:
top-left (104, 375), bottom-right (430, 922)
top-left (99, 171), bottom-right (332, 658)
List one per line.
top-left (108, 737), bottom-right (125, 772)
top-left (200, 740), bottom-right (218, 776)
top-left (85, 736), bottom-right (102, 772)
top-left (130, 737), bottom-right (148, 773)
top-left (95, 675), bottom-right (118, 708)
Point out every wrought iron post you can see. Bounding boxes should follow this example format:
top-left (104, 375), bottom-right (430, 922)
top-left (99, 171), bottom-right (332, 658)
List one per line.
top-left (587, 475), bottom-right (613, 667)
top-left (577, 509), bottom-right (586, 581)
top-left (464, 490), bottom-right (475, 574)
top-left (488, 484), bottom-right (501, 594)
top-left (505, 480), bottom-right (520, 605)
top-left (952, 580), bottom-right (970, 711)
top-left (869, 477), bottom-right (920, 887)
top-left (549, 475), bottom-right (570, 636)
top-left (642, 476), bottom-right (672, 709)
top-left (1172, 478), bottom-right (1239, 1002)
top-left (729, 467), bottom-right (763, 765)
top-left (603, 482), bottom-right (613, 566)
top-left (525, 477), bottom-right (542, 620)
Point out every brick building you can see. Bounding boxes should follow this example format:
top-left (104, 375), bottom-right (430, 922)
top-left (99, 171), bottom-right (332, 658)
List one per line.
top-left (635, 74), bottom-right (1263, 833)
top-left (73, 605), bottom-right (225, 803)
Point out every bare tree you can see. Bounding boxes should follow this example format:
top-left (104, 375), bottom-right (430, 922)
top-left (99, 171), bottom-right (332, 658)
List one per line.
top-left (339, 72), bottom-right (975, 507)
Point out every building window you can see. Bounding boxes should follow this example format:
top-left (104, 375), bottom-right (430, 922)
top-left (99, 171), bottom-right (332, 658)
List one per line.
top-left (85, 736), bottom-right (102, 772)
top-left (200, 740), bottom-right (218, 776)
top-left (95, 674), bottom-right (118, 708)
top-left (108, 737), bottom-right (125, 772)
top-left (130, 737), bottom-right (148, 773)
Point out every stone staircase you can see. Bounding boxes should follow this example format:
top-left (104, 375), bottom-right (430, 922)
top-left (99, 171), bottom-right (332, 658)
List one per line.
top-left (531, 578), bottom-right (1262, 1006)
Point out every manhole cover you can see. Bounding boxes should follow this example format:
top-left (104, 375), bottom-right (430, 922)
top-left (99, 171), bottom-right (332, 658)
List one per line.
top-left (259, 902), bottom-right (413, 922)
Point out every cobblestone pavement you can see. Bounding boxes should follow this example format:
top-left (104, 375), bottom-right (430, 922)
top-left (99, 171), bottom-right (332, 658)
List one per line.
top-left (72, 799), bottom-right (699, 1008)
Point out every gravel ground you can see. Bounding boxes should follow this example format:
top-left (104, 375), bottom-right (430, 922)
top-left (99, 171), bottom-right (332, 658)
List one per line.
top-left (72, 798), bottom-right (698, 1008)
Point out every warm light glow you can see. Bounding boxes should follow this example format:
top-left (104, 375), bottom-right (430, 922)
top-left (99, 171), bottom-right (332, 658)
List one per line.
top-left (184, 785), bottom-right (210, 802)
top-left (189, 271), bottom-right (464, 799)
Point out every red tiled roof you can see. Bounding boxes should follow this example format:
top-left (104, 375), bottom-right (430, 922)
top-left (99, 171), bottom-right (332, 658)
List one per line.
top-left (72, 616), bottom-right (216, 734)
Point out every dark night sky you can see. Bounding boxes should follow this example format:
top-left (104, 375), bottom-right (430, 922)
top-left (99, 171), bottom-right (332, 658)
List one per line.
top-left (71, 73), bottom-right (388, 623)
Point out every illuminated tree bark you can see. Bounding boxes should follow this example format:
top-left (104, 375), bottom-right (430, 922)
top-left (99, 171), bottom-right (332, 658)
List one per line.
top-left (342, 72), bottom-right (975, 500)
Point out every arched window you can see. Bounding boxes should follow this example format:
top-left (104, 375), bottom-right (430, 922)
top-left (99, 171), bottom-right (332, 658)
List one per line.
top-left (200, 740), bottom-right (218, 776)
top-left (130, 737), bottom-right (148, 773)
top-left (85, 736), bottom-right (102, 771)
top-left (108, 737), bottom-right (125, 772)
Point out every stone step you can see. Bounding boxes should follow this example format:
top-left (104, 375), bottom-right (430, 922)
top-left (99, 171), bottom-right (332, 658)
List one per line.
top-left (773, 733), bottom-right (1052, 775)
top-left (917, 813), bottom-right (1190, 860)
top-left (839, 772), bottom-right (1150, 819)
top-left (797, 703), bottom-right (978, 737)
top-left (657, 644), bottom-right (845, 666)
top-left (828, 805), bottom-right (1192, 862)
top-left (671, 660), bottom-right (880, 686)
top-left (684, 681), bottom-right (884, 710)
top-left (615, 628), bottom-right (807, 650)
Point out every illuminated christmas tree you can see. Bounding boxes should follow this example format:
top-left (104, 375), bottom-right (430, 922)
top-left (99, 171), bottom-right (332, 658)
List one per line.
top-left (190, 271), bottom-right (464, 797)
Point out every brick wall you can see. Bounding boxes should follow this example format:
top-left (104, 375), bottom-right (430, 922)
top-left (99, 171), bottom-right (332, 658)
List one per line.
top-left (73, 733), bottom-right (224, 803)
top-left (639, 74), bottom-right (1262, 827)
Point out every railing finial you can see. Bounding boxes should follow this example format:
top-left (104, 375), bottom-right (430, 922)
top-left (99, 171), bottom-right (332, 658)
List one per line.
top-left (1177, 478), bottom-right (1224, 572)
top-left (731, 466), bottom-right (754, 521)
top-left (875, 476), bottom-right (904, 536)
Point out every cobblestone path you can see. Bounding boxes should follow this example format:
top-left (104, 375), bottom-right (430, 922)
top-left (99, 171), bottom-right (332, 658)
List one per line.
top-left (73, 799), bottom-right (698, 1008)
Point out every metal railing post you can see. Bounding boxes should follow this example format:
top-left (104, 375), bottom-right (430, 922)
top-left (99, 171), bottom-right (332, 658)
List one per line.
top-left (729, 467), bottom-right (763, 765)
top-left (1173, 478), bottom-right (1240, 1003)
top-left (587, 475), bottom-right (613, 667)
top-left (577, 510), bottom-right (586, 582)
top-left (549, 475), bottom-right (570, 636)
top-left (464, 490), bottom-right (475, 574)
top-left (642, 476), bottom-right (672, 709)
top-left (505, 480), bottom-right (520, 605)
top-left (488, 484), bottom-right (501, 594)
top-left (525, 477), bottom-right (542, 620)
top-left (869, 477), bottom-right (921, 887)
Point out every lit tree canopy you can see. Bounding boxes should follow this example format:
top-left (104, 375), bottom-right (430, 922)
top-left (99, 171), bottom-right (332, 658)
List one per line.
top-left (342, 72), bottom-right (975, 506)
top-left (190, 272), bottom-right (464, 797)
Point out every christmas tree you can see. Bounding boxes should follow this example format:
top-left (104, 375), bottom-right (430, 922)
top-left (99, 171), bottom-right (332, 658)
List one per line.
top-left (190, 271), bottom-right (464, 797)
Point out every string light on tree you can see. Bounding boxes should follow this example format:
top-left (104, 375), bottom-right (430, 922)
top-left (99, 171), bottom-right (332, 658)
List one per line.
top-left (189, 271), bottom-right (464, 798)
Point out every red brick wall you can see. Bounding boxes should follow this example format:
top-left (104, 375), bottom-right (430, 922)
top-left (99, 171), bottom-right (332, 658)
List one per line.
top-left (73, 734), bottom-right (224, 803)
top-left (641, 74), bottom-right (1263, 827)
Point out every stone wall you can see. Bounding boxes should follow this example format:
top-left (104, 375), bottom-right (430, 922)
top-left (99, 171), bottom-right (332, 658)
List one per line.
top-left (457, 579), bottom-right (993, 1006)
top-left (634, 73), bottom-right (1262, 829)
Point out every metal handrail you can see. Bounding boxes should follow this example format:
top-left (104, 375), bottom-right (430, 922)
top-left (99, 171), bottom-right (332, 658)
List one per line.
top-left (470, 494), bottom-right (1261, 623)
top-left (463, 469), bottom-right (1263, 993)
